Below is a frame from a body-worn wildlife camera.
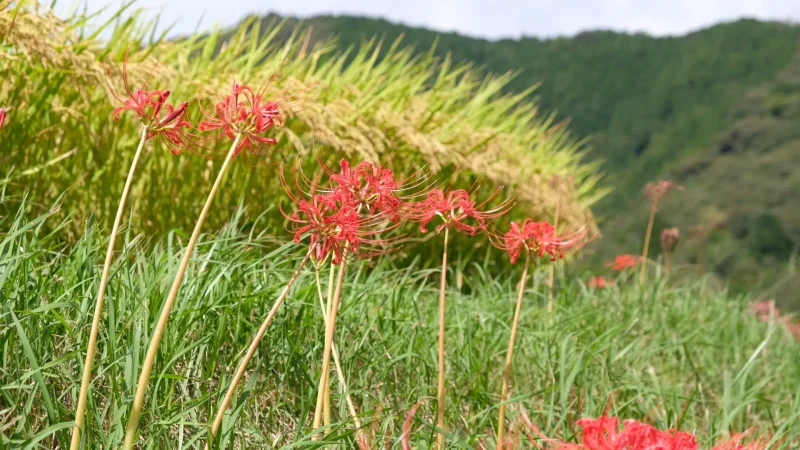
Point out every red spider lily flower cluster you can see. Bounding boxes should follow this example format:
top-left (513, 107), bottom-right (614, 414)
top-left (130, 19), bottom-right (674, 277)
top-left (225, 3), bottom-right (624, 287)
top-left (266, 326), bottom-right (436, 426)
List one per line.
top-left (518, 414), bottom-right (769, 450)
top-left (404, 188), bottom-right (512, 235)
top-left (660, 227), bottom-right (680, 252)
top-left (531, 416), bottom-right (767, 450)
top-left (607, 254), bottom-right (639, 271)
top-left (327, 159), bottom-right (405, 220)
top-left (551, 416), bottom-right (697, 450)
top-left (284, 191), bottom-right (361, 264)
top-left (589, 275), bottom-right (609, 289)
top-left (0, 107), bottom-right (8, 129)
top-left (199, 82), bottom-right (282, 156)
top-left (494, 219), bottom-right (588, 263)
top-left (281, 160), bottom-right (406, 265)
top-left (644, 180), bottom-right (683, 205)
top-left (108, 56), bottom-right (191, 153)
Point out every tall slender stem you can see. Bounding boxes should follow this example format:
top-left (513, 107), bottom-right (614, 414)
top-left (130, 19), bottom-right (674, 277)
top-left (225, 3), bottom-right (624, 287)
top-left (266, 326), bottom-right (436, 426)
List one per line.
top-left (664, 250), bottom-right (672, 275)
top-left (123, 133), bottom-right (242, 449)
top-left (206, 251), bottom-right (311, 448)
top-left (70, 127), bottom-right (148, 450)
top-left (496, 253), bottom-right (530, 449)
top-left (313, 266), bottom-right (363, 437)
top-left (312, 253), bottom-right (348, 436)
top-left (640, 202), bottom-right (657, 286)
top-left (436, 227), bottom-right (450, 450)
top-left (323, 262), bottom-right (335, 426)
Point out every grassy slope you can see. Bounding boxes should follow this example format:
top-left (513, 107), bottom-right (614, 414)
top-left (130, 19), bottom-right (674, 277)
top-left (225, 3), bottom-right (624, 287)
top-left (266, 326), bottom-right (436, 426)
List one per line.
top-left (260, 14), bottom-right (800, 306)
top-left (1, 207), bottom-right (799, 448)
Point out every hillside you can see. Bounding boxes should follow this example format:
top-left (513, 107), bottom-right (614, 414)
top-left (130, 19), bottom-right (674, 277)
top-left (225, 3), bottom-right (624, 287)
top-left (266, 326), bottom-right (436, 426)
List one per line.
top-left (253, 14), bottom-right (800, 306)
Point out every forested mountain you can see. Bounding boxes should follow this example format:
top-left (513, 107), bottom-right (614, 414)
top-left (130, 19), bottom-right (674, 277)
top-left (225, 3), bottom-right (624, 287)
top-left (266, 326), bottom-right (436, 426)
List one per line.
top-left (244, 14), bottom-right (800, 306)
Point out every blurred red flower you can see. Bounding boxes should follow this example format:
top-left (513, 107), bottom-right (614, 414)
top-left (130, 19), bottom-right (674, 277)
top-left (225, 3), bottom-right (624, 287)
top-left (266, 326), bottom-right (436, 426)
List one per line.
top-left (750, 299), bottom-right (780, 323)
top-left (607, 254), bottom-right (639, 271)
top-left (495, 219), bottom-right (588, 263)
top-left (589, 275), bottom-right (609, 289)
top-left (0, 107), bottom-right (8, 128)
top-left (281, 161), bottom-right (405, 264)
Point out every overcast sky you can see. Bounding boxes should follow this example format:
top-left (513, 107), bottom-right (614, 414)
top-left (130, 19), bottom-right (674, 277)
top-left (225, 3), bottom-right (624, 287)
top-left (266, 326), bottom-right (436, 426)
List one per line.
top-left (64, 0), bottom-right (800, 39)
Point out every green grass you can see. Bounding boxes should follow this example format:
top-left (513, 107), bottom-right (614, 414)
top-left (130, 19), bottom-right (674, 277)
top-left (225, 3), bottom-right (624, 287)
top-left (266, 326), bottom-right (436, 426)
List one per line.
top-left (1, 202), bottom-right (799, 448)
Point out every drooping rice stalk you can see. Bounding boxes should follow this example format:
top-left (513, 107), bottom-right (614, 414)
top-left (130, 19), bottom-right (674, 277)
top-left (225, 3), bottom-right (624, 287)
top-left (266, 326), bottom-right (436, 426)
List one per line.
top-left (3, 4), bottom-right (601, 244)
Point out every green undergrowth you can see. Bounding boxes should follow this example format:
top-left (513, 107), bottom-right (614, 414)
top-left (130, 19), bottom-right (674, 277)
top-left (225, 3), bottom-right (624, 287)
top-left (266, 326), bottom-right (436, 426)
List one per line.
top-left (1, 203), bottom-right (799, 448)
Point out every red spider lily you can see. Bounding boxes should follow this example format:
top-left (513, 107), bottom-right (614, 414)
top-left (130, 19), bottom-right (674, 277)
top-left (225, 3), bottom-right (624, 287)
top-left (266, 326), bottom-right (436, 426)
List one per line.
top-left (494, 219), bottom-right (588, 263)
top-left (0, 107), bottom-right (8, 128)
top-left (328, 159), bottom-right (404, 219)
top-left (312, 155), bottom-right (433, 219)
top-left (660, 228), bottom-right (680, 252)
top-left (147, 102), bottom-right (192, 153)
top-left (589, 275), bottom-right (609, 289)
top-left (520, 413), bottom-right (767, 450)
top-left (282, 188), bottom-right (402, 264)
top-left (550, 416), bottom-right (698, 450)
top-left (198, 82), bottom-right (282, 156)
top-left (282, 192), bottom-right (361, 264)
top-left (404, 188), bottom-right (512, 235)
top-left (644, 180), bottom-right (683, 205)
top-left (107, 54), bottom-right (191, 152)
top-left (607, 254), bottom-right (639, 271)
